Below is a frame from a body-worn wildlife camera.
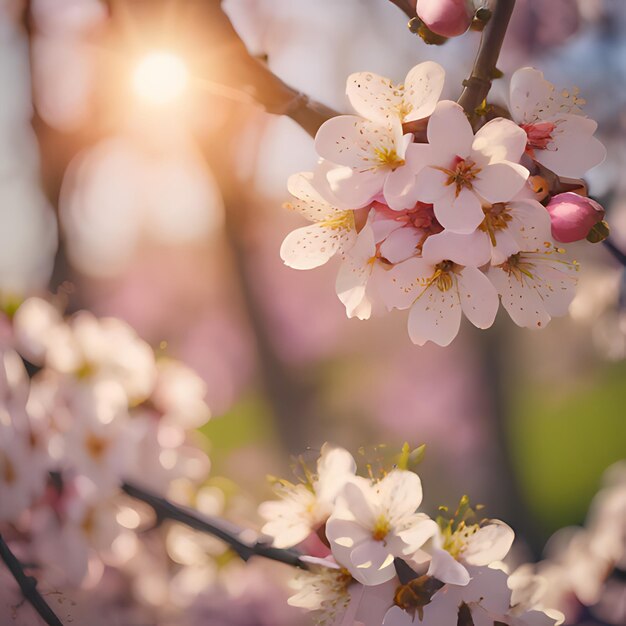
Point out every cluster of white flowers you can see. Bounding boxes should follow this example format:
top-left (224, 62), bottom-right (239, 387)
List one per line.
top-left (259, 444), bottom-right (563, 626)
top-left (280, 64), bottom-right (606, 346)
top-left (0, 296), bottom-right (212, 587)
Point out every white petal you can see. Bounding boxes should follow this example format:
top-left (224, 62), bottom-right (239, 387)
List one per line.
top-left (509, 67), bottom-right (555, 124)
top-left (427, 547), bottom-right (471, 585)
top-left (327, 517), bottom-right (374, 569)
top-left (349, 541), bottom-right (397, 585)
top-left (533, 258), bottom-right (579, 317)
top-left (399, 515), bottom-right (439, 554)
top-left (287, 171), bottom-right (342, 221)
top-left (327, 165), bottom-right (387, 208)
top-left (376, 469), bottom-right (423, 517)
top-left (422, 230), bottom-right (491, 267)
top-left (433, 187), bottom-right (484, 234)
top-left (487, 265), bottom-right (551, 329)
top-left (382, 605), bottom-right (415, 626)
top-left (379, 226), bottom-right (422, 264)
top-left (458, 266), bottom-right (499, 329)
top-left (506, 199), bottom-right (552, 253)
top-left (473, 161), bottom-right (529, 204)
top-left (346, 71), bottom-right (402, 124)
top-left (414, 165), bottom-right (450, 203)
top-left (407, 284), bottom-right (462, 346)
top-left (316, 444), bottom-right (357, 505)
top-left (427, 100), bottom-right (474, 158)
top-left (377, 257), bottom-right (434, 311)
top-left (280, 223), bottom-right (354, 270)
top-left (534, 115), bottom-right (606, 178)
top-left (403, 61), bottom-right (446, 123)
top-left (463, 520), bottom-right (515, 566)
top-left (315, 115), bottom-right (398, 168)
top-left (383, 143), bottom-right (430, 210)
top-left (472, 117), bottom-right (527, 164)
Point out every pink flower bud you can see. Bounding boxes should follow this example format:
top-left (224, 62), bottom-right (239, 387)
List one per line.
top-left (546, 192), bottom-right (605, 243)
top-left (416, 0), bottom-right (473, 37)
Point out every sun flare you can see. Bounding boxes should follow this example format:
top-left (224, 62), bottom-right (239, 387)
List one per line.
top-left (132, 51), bottom-right (189, 107)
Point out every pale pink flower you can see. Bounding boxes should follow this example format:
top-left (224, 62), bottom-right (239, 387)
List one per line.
top-left (280, 170), bottom-right (356, 270)
top-left (486, 245), bottom-right (579, 329)
top-left (415, 101), bottom-right (529, 233)
top-left (326, 470), bottom-right (437, 586)
top-left (381, 231), bottom-right (499, 346)
top-left (509, 68), bottom-right (606, 178)
top-left (346, 61), bottom-right (445, 126)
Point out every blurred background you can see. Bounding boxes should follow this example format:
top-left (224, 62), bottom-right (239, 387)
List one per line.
top-left (0, 0), bottom-right (625, 623)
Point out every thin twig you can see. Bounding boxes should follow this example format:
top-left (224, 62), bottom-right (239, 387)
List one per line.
top-left (0, 534), bottom-right (64, 626)
top-left (458, 0), bottom-right (516, 118)
top-left (603, 238), bottom-right (626, 267)
top-left (121, 482), bottom-right (308, 569)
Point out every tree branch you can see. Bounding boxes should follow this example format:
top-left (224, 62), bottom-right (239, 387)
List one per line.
top-left (121, 482), bottom-right (308, 569)
top-left (458, 0), bottom-right (516, 117)
top-left (0, 533), bottom-right (64, 626)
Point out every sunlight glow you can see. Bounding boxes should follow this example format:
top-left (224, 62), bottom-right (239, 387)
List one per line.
top-left (132, 51), bottom-right (189, 106)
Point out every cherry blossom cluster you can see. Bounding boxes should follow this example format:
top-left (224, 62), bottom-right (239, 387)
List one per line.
top-left (259, 444), bottom-right (564, 626)
top-left (0, 297), bottom-right (212, 587)
top-left (280, 63), bottom-right (607, 346)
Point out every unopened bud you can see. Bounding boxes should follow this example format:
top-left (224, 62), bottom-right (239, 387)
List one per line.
top-left (416, 0), bottom-right (473, 38)
top-left (546, 192), bottom-right (606, 243)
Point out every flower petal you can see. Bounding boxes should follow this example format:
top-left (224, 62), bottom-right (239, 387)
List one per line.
top-left (427, 100), bottom-right (474, 159)
top-left (463, 520), bottom-right (515, 566)
top-left (349, 540), bottom-right (397, 586)
top-left (473, 161), bottom-right (529, 204)
top-left (378, 257), bottom-right (434, 311)
top-left (346, 71), bottom-right (402, 124)
top-left (433, 187), bottom-right (485, 234)
top-left (327, 165), bottom-right (387, 208)
top-left (407, 283), bottom-right (462, 346)
top-left (280, 223), bottom-right (355, 270)
top-left (375, 469), bottom-right (423, 517)
top-left (458, 266), bottom-right (499, 329)
top-left (422, 230), bottom-right (491, 267)
top-left (403, 61), bottom-right (446, 123)
top-left (427, 547), bottom-right (471, 585)
top-left (509, 67), bottom-right (555, 124)
top-left (379, 226), bottom-right (422, 264)
top-left (472, 117), bottom-right (528, 164)
top-left (287, 171), bottom-right (342, 221)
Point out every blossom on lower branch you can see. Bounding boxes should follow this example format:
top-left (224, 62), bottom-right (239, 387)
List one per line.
top-left (259, 444), bottom-right (564, 626)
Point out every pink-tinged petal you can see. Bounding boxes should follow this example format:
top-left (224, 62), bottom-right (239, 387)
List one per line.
top-left (403, 61), bottom-right (446, 123)
top-left (353, 579), bottom-right (402, 626)
top-left (407, 284), bottom-right (462, 346)
top-left (287, 171), bottom-right (339, 219)
top-left (533, 260), bottom-right (578, 317)
top-left (280, 224), bottom-right (355, 270)
top-left (378, 257), bottom-right (434, 311)
top-left (487, 265), bottom-right (551, 329)
top-left (327, 165), bottom-right (387, 208)
top-left (414, 165), bottom-right (450, 203)
top-left (384, 143), bottom-right (431, 210)
top-left (422, 230), bottom-right (491, 266)
top-left (507, 199), bottom-right (552, 251)
top-left (535, 115), bottom-right (606, 178)
top-left (472, 117), bottom-right (528, 164)
top-left (427, 100), bottom-right (474, 158)
top-left (346, 71), bottom-right (401, 124)
top-left (315, 115), bottom-right (396, 168)
top-left (490, 228), bottom-right (520, 266)
top-left (458, 266), bottom-right (499, 329)
top-left (473, 161), bottom-right (529, 204)
top-left (327, 517), bottom-right (374, 570)
top-left (375, 470), bottom-right (423, 517)
top-left (427, 547), bottom-right (471, 585)
top-left (433, 187), bottom-right (484, 234)
top-left (383, 606), bottom-right (416, 626)
top-left (509, 67), bottom-right (555, 124)
top-left (380, 227), bottom-right (422, 264)
top-left (461, 566), bottom-right (511, 614)
top-left (463, 520), bottom-right (514, 566)
top-left (421, 586), bottom-right (463, 625)
top-left (349, 541), bottom-right (397, 586)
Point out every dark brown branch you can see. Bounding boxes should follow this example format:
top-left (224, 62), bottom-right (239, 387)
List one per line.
top-left (121, 482), bottom-right (308, 569)
top-left (458, 0), bottom-right (516, 117)
top-left (0, 534), bottom-right (64, 626)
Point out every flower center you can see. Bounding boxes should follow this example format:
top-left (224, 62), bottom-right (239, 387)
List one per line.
top-left (500, 253), bottom-right (535, 281)
top-left (319, 211), bottom-right (355, 231)
top-left (520, 121), bottom-right (556, 157)
top-left (436, 157), bottom-right (482, 197)
top-left (374, 147), bottom-right (405, 170)
top-left (432, 260), bottom-right (457, 292)
top-left (372, 514), bottom-right (390, 541)
top-left (478, 203), bottom-right (513, 246)
top-left (441, 521), bottom-right (479, 559)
